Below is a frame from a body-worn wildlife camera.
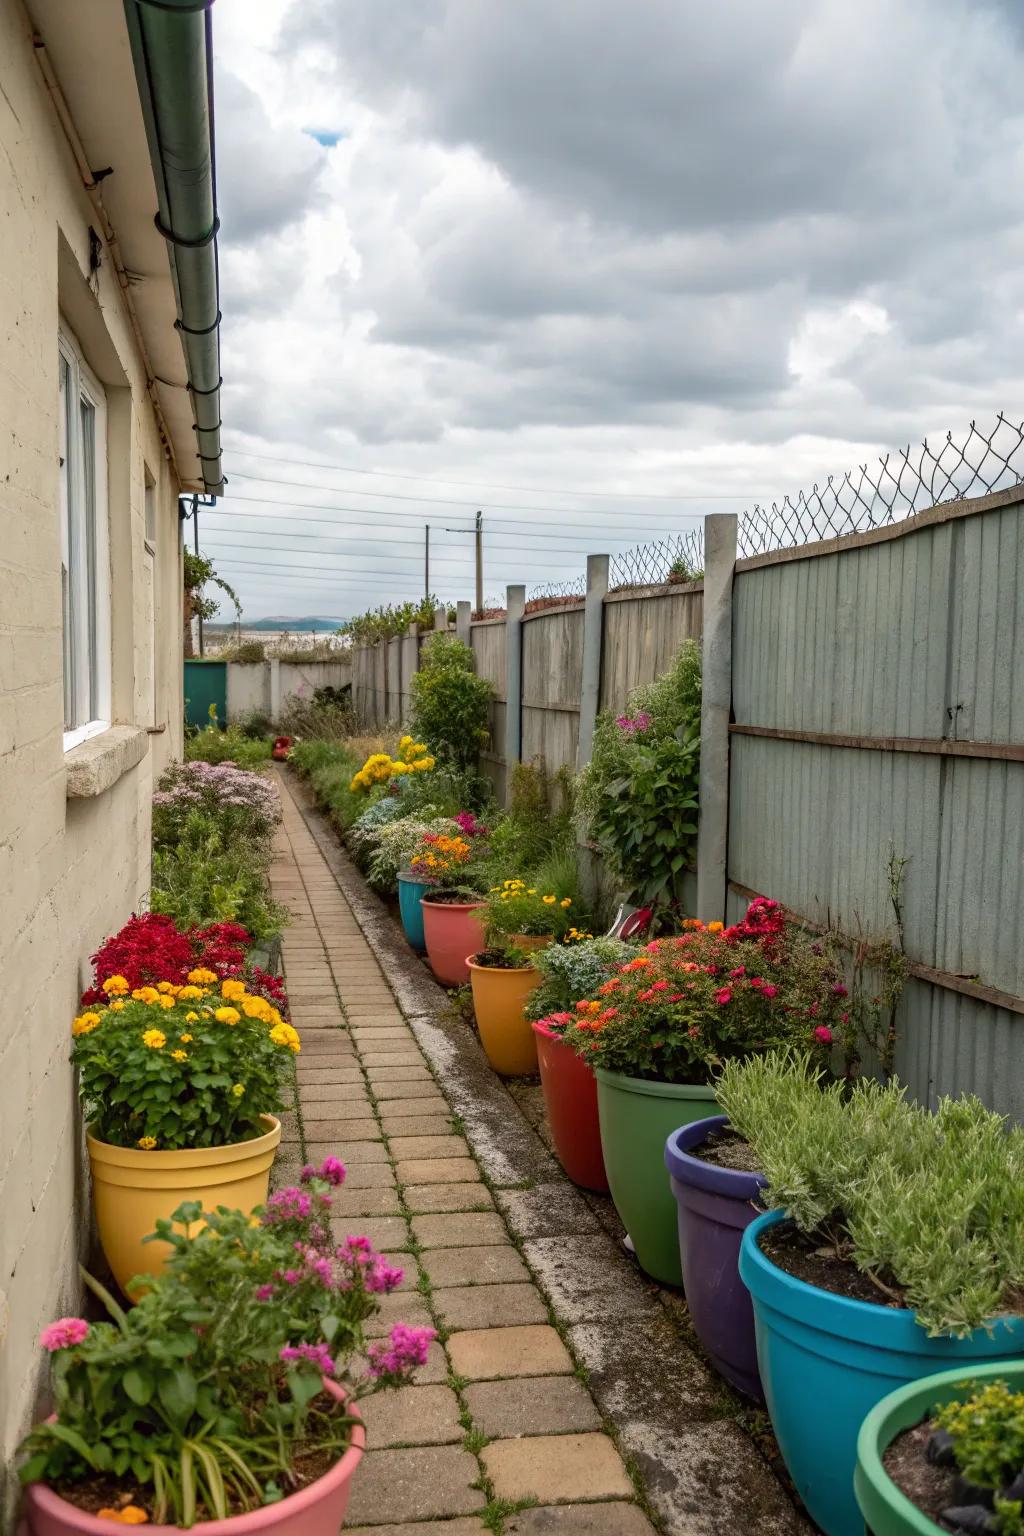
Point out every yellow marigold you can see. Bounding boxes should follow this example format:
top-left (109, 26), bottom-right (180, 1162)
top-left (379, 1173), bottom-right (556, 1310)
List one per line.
top-left (157, 994), bottom-right (176, 1010)
top-left (268, 1006), bottom-right (283, 1027)
top-left (560, 898), bottom-right (572, 908)
top-left (110, 999), bottom-right (126, 1012)
top-left (185, 1011), bottom-right (199, 1023)
top-left (242, 996), bottom-right (271, 1021)
top-left (527, 888), bottom-right (537, 896)
top-left (171, 1049), bottom-right (188, 1063)
top-left (102, 975), bottom-right (129, 995)
top-left (156, 982), bottom-right (175, 995)
top-left (542, 894), bottom-right (557, 905)
top-left (97, 1509), bottom-right (149, 1526)
top-left (187, 967), bottom-right (218, 985)
top-left (231, 1082), bottom-right (245, 1097)
top-left (391, 760), bottom-right (409, 774)
top-left (132, 987), bottom-right (160, 1005)
top-left (72, 1012), bottom-right (102, 1037)
top-left (269, 1022), bottom-right (301, 1053)
top-left (179, 1033), bottom-right (193, 1044)
top-left (221, 979), bottom-right (247, 1002)
top-left (141, 1029), bottom-right (166, 1050)
top-left (399, 734), bottom-right (413, 747)
top-left (215, 1007), bottom-right (241, 1026)
top-left (137, 1137), bottom-right (157, 1151)
top-left (178, 985), bottom-right (203, 1001)
top-left (708, 920), bottom-right (725, 933)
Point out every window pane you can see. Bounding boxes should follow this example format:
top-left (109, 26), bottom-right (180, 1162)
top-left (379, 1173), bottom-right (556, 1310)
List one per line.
top-left (59, 354), bottom-right (75, 729)
top-left (80, 397), bottom-right (98, 722)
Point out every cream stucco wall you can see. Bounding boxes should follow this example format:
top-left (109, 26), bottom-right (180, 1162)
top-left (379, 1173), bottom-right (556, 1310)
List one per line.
top-left (0, 0), bottom-right (187, 1511)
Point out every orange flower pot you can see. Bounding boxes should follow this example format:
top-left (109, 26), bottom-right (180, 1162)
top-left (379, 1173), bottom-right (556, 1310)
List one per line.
top-left (467, 957), bottom-right (541, 1075)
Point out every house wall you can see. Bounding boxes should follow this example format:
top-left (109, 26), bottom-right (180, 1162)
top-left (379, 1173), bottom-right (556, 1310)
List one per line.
top-left (0, 1), bottom-right (184, 1507)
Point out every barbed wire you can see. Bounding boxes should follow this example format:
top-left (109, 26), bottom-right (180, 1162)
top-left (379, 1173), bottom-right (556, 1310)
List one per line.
top-left (609, 528), bottom-right (705, 589)
top-left (526, 576), bottom-right (587, 600)
top-left (739, 412), bottom-right (1024, 557)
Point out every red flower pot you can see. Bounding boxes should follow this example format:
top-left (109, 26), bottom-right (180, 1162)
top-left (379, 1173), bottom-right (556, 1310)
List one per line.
top-left (421, 898), bottom-right (485, 986)
top-left (532, 1021), bottom-right (609, 1193)
top-left (24, 1383), bottom-right (364, 1535)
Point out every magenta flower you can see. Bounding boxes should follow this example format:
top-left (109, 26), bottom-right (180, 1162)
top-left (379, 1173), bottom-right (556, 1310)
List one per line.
top-left (255, 1283), bottom-right (275, 1302)
top-left (40, 1318), bottom-right (89, 1352)
top-left (280, 1341), bottom-right (335, 1376)
top-left (366, 1323), bottom-right (436, 1378)
top-left (714, 988), bottom-right (732, 1006)
top-left (317, 1156), bottom-right (346, 1187)
top-left (814, 1025), bottom-right (833, 1044)
top-left (365, 1259), bottom-right (405, 1293)
top-left (263, 1187), bottom-right (312, 1224)
top-left (761, 983), bottom-right (778, 999)
top-left (832, 984), bottom-right (848, 998)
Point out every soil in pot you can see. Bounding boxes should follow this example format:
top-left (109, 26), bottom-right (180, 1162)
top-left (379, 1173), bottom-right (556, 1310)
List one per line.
top-left (882, 1420), bottom-right (955, 1527)
top-left (759, 1220), bottom-right (906, 1309)
top-left (691, 1125), bottom-right (763, 1174)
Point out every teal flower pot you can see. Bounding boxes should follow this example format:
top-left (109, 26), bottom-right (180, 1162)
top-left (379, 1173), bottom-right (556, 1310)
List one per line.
top-left (739, 1208), bottom-right (1024, 1536)
top-left (397, 873), bottom-right (427, 952)
top-left (855, 1361), bottom-right (1024, 1535)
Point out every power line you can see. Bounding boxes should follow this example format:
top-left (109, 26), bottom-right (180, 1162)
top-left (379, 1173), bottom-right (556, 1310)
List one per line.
top-left (226, 467), bottom-right (714, 517)
top-left (224, 444), bottom-right (751, 503)
top-left (201, 521), bottom-right (652, 556)
top-left (202, 538), bottom-right (583, 577)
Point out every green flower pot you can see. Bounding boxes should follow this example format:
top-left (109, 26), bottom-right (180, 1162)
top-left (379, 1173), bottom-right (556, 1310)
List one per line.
top-left (855, 1360), bottom-right (1024, 1535)
top-left (594, 1067), bottom-right (718, 1286)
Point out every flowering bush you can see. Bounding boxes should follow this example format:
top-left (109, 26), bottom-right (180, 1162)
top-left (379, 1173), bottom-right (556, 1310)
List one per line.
top-left (81, 914), bottom-right (251, 1004)
top-left (410, 830), bottom-right (484, 893)
top-left (483, 878), bottom-right (574, 941)
top-left (525, 935), bottom-right (633, 1022)
top-left (153, 760), bottom-right (281, 847)
top-left (564, 898), bottom-right (846, 1082)
top-left (150, 812), bottom-right (286, 942)
top-left (409, 633), bottom-right (494, 769)
top-left (576, 642), bottom-right (701, 911)
top-left (364, 814), bottom-right (456, 891)
top-left (19, 1161), bottom-right (434, 1526)
top-left (716, 1051), bottom-right (1024, 1337)
top-left (350, 736), bottom-right (435, 792)
top-left (73, 973), bottom-right (300, 1150)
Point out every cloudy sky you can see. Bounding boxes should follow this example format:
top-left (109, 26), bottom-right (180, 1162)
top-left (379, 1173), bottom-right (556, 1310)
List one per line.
top-left (205, 0), bottom-right (1024, 620)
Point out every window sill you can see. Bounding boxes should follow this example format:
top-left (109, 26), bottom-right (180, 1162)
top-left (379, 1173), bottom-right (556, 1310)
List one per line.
top-left (65, 724), bottom-right (148, 800)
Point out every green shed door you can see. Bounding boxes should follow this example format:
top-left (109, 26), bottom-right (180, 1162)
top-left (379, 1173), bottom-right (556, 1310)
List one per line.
top-left (183, 659), bottom-right (227, 730)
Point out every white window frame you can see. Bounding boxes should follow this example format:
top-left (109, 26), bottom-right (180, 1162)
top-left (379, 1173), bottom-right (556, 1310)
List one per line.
top-left (59, 324), bottom-right (111, 752)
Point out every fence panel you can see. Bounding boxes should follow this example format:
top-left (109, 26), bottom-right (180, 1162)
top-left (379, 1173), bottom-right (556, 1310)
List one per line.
top-left (727, 490), bottom-right (1024, 1116)
top-left (600, 584), bottom-right (703, 713)
top-left (519, 605), bottom-right (585, 777)
top-left (471, 618), bottom-right (507, 798)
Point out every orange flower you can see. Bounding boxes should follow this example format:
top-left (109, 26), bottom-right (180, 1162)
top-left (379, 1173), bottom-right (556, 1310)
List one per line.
top-left (708, 921), bottom-right (725, 933)
top-left (96, 1508), bottom-right (149, 1525)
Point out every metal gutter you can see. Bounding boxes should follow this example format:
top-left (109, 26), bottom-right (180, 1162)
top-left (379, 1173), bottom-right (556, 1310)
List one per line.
top-left (123, 0), bottom-right (224, 494)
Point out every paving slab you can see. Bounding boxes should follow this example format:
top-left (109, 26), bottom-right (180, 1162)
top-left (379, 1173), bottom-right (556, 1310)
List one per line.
top-left (422, 1245), bottom-right (531, 1287)
top-left (433, 1282), bottom-right (549, 1331)
top-left (482, 1433), bottom-right (633, 1503)
top-left (403, 1183), bottom-right (495, 1214)
top-left (413, 1211), bottom-right (509, 1249)
top-left (396, 1157), bottom-right (482, 1185)
top-left (447, 1325), bottom-right (573, 1381)
top-left (505, 1506), bottom-right (657, 1535)
top-left (344, 1446), bottom-right (486, 1525)
top-left (356, 1383), bottom-right (464, 1449)
top-left (464, 1375), bottom-right (601, 1438)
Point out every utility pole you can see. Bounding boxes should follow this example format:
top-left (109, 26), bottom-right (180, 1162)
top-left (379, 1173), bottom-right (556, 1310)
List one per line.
top-left (192, 493), bottom-right (204, 657)
top-left (424, 524), bottom-right (430, 599)
top-left (475, 509), bottom-right (483, 615)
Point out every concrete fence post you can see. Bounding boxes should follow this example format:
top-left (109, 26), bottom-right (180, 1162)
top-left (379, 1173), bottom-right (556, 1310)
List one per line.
top-left (456, 600), bottom-right (472, 645)
top-left (269, 657), bottom-right (281, 723)
top-left (504, 584), bottom-right (526, 802)
top-left (696, 513), bottom-right (738, 923)
top-left (576, 554), bottom-right (609, 770)
top-left (401, 621), bottom-right (419, 725)
top-left (433, 606), bottom-right (447, 632)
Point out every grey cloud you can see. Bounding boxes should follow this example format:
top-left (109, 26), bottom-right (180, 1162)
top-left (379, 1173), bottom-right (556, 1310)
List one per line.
top-left (215, 70), bottom-right (327, 242)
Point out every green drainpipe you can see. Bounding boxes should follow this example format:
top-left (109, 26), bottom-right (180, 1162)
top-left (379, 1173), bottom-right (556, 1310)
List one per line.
top-left (123, 0), bottom-right (224, 494)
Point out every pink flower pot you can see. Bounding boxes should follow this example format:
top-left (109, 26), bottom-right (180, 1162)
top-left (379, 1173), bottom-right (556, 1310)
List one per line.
top-left (421, 898), bottom-right (485, 986)
top-left (23, 1383), bottom-right (364, 1536)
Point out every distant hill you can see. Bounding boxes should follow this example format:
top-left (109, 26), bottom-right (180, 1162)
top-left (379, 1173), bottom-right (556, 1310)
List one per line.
top-left (206, 616), bottom-right (345, 633)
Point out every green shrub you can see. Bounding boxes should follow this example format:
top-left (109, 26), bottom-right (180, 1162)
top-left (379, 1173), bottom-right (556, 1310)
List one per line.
top-left (715, 1052), bottom-right (1024, 1336)
top-left (576, 642), bottom-right (701, 909)
top-left (150, 812), bottom-right (285, 942)
top-left (410, 634), bottom-right (493, 770)
top-left (525, 936), bottom-right (633, 1021)
top-left (184, 723), bottom-right (272, 768)
top-left (936, 1381), bottom-right (1024, 1517)
top-left (277, 692), bottom-right (354, 740)
top-left (217, 639), bottom-right (266, 663)
top-left (289, 739), bottom-right (366, 831)
top-left (363, 813), bottom-right (457, 891)
top-left (235, 707), bottom-right (274, 738)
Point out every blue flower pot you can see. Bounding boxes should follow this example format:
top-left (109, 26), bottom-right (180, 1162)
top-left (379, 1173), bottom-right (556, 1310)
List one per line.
top-left (397, 873), bottom-right (427, 952)
top-left (739, 1207), bottom-right (1024, 1536)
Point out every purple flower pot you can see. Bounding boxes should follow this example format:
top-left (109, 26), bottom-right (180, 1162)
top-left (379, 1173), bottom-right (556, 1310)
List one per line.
top-left (664, 1114), bottom-right (766, 1401)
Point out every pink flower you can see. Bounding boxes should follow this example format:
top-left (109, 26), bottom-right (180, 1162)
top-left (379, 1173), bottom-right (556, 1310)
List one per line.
top-left (40, 1317), bottom-right (89, 1352)
top-left (729, 966), bottom-right (746, 979)
top-left (263, 1188), bottom-right (312, 1224)
top-left (255, 1283), bottom-right (275, 1302)
top-left (832, 984), bottom-right (848, 998)
top-left (312, 1156), bottom-right (346, 1187)
top-left (280, 1341), bottom-right (335, 1376)
top-left (749, 977), bottom-right (764, 988)
top-left (715, 988), bottom-right (732, 1005)
top-left (814, 1025), bottom-right (833, 1044)
top-left (366, 1259), bottom-right (405, 1293)
top-left (760, 984), bottom-right (778, 999)
top-left (366, 1323), bottom-right (436, 1378)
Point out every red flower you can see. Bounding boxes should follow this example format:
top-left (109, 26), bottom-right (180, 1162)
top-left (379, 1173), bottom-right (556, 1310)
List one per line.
top-left (729, 966), bottom-right (746, 979)
top-left (761, 983), bottom-right (778, 999)
top-left (814, 1025), bottom-right (833, 1044)
top-left (715, 988), bottom-right (733, 1005)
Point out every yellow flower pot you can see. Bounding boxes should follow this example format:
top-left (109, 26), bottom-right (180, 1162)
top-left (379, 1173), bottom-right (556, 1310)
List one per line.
top-left (467, 958), bottom-right (541, 1075)
top-left (87, 1115), bottom-right (281, 1296)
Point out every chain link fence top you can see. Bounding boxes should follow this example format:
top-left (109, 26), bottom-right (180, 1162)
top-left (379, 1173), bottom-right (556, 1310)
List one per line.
top-left (739, 412), bottom-right (1024, 558)
top-left (609, 527), bottom-right (704, 589)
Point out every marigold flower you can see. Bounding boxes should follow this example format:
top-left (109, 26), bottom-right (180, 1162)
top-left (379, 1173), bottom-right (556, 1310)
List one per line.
top-left (132, 986), bottom-right (160, 1004)
top-left (96, 1509), bottom-right (149, 1525)
top-left (40, 1317), bottom-right (89, 1351)
top-left (72, 1012), bottom-right (102, 1037)
top-left (542, 894), bottom-right (557, 905)
top-left (231, 1082), bottom-right (245, 1097)
top-left (179, 1033), bottom-right (193, 1044)
top-left (221, 978), bottom-right (247, 1002)
top-left (102, 975), bottom-right (129, 995)
top-left (187, 967), bottom-right (218, 985)
top-left (137, 1136), bottom-right (158, 1150)
top-left (110, 1000), bottom-right (125, 1012)
top-left (708, 921), bottom-right (725, 933)
top-left (177, 985), bottom-right (203, 1001)
top-left (215, 1006), bottom-right (241, 1026)
top-left (141, 1028), bottom-right (166, 1050)
top-left (171, 1049), bottom-right (188, 1063)
top-left (156, 982), bottom-right (175, 995)
top-left (184, 1011), bottom-right (199, 1023)
top-left (270, 1021), bottom-right (301, 1052)
top-left (560, 897), bottom-right (572, 908)
top-left (157, 994), bottom-right (176, 1010)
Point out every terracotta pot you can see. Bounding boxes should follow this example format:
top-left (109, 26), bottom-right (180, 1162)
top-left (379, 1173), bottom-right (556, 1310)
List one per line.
top-left (421, 898), bottom-right (485, 985)
top-left (467, 956), bottom-right (540, 1074)
top-left (23, 1381), bottom-right (364, 1535)
top-left (87, 1116), bottom-right (281, 1295)
top-left (532, 1022), bottom-right (608, 1192)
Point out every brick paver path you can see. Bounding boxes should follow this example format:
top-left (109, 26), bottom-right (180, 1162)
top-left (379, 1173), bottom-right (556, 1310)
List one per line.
top-left (270, 776), bottom-right (657, 1535)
